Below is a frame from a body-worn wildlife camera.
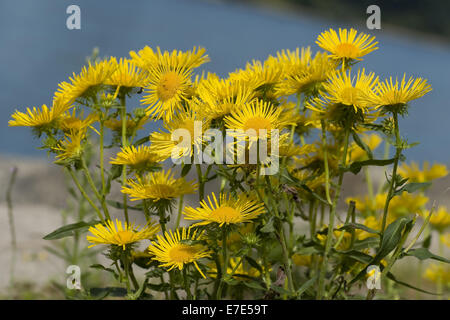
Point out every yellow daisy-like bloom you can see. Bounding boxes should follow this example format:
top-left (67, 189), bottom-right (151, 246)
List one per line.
top-left (207, 258), bottom-right (261, 280)
top-left (183, 192), bottom-right (265, 227)
top-left (194, 74), bottom-right (257, 121)
top-left (224, 100), bottom-right (293, 144)
top-left (372, 75), bottom-right (432, 108)
top-left (348, 133), bottom-right (382, 162)
top-left (141, 61), bottom-right (193, 122)
top-left (147, 227), bottom-right (211, 278)
top-left (53, 130), bottom-right (85, 163)
top-left (398, 161), bottom-right (448, 183)
top-left (121, 169), bottom-right (197, 202)
top-left (130, 46), bottom-right (209, 71)
top-left (87, 219), bottom-right (160, 250)
top-left (441, 233), bottom-right (450, 248)
top-left (55, 58), bottom-right (118, 105)
top-left (346, 194), bottom-right (386, 215)
top-left (104, 58), bottom-right (149, 89)
top-left (9, 97), bottom-right (70, 130)
top-left (423, 263), bottom-right (450, 285)
top-left (307, 68), bottom-right (379, 115)
top-left (276, 50), bottom-right (336, 97)
top-left (423, 206), bottom-right (450, 232)
top-left (316, 28), bottom-right (378, 61)
top-left (59, 109), bottom-right (98, 133)
top-left (110, 145), bottom-right (162, 171)
top-left (149, 109), bottom-right (208, 161)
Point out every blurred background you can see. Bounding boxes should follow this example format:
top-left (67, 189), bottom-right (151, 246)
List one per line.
top-left (0, 0), bottom-right (448, 298)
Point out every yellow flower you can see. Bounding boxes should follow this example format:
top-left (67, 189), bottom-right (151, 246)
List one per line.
top-left (130, 46), bottom-right (209, 71)
top-left (52, 130), bottom-right (85, 163)
top-left (372, 75), bottom-right (432, 108)
top-left (346, 194), bottom-right (385, 214)
top-left (307, 68), bottom-right (379, 115)
top-left (59, 109), bottom-right (98, 133)
top-left (87, 219), bottom-right (160, 250)
top-left (104, 58), bottom-right (149, 89)
top-left (423, 263), bottom-right (450, 285)
top-left (121, 169), bottom-right (197, 202)
top-left (207, 258), bottom-right (261, 280)
top-left (423, 206), bottom-right (450, 232)
top-left (224, 99), bottom-right (293, 144)
top-left (149, 109), bottom-right (208, 161)
top-left (276, 49), bottom-right (336, 97)
top-left (110, 145), bottom-right (162, 171)
top-left (316, 28), bottom-right (378, 61)
top-left (388, 192), bottom-right (429, 218)
top-left (348, 134), bottom-right (382, 162)
top-left (147, 227), bottom-right (211, 278)
top-left (194, 74), bottom-right (257, 121)
top-left (398, 161), bottom-right (448, 183)
top-left (9, 97), bottom-right (69, 130)
top-left (183, 192), bottom-right (265, 227)
top-left (55, 58), bottom-right (118, 105)
top-left (441, 233), bottom-right (450, 248)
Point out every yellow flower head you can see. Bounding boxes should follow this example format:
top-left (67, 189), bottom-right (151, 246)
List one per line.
top-left (224, 99), bottom-right (293, 144)
top-left (372, 75), bottom-right (432, 108)
top-left (55, 57), bottom-right (118, 105)
top-left (276, 49), bottom-right (336, 97)
top-left (149, 109), bottom-right (209, 161)
top-left (307, 68), bottom-right (379, 115)
top-left (110, 145), bottom-right (162, 171)
top-left (105, 58), bottom-right (149, 89)
top-left (441, 233), bottom-right (450, 248)
top-left (423, 206), bottom-right (450, 232)
top-left (194, 74), bottom-right (257, 121)
top-left (59, 109), bottom-right (98, 133)
top-left (316, 28), bottom-right (378, 61)
top-left (9, 97), bottom-right (70, 131)
top-left (121, 169), bottom-right (197, 202)
top-left (389, 192), bottom-right (429, 219)
top-left (87, 219), bottom-right (160, 250)
top-left (147, 227), bottom-right (211, 278)
top-left (130, 46), bottom-right (209, 71)
top-left (52, 130), bottom-right (85, 163)
top-left (183, 192), bottom-right (265, 227)
top-left (398, 161), bottom-right (448, 183)
top-left (423, 263), bottom-right (450, 285)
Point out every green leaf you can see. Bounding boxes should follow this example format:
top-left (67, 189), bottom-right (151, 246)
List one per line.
top-left (296, 275), bottom-right (317, 298)
top-left (260, 217), bottom-right (275, 233)
top-left (352, 131), bottom-right (373, 159)
top-left (134, 135), bottom-right (150, 146)
top-left (242, 280), bottom-right (266, 291)
top-left (352, 237), bottom-right (380, 250)
top-left (43, 220), bottom-right (101, 240)
top-left (147, 282), bottom-right (172, 292)
top-left (376, 217), bottom-right (412, 261)
top-left (393, 182), bottom-right (432, 197)
top-left (336, 249), bottom-right (373, 264)
top-left (244, 256), bottom-right (263, 274)
top-left (337, 223), bottom-right (380, 235)
top-left (347, 158), bottom-right (395, 175)
top-left (181, 163), bottom-right (192, 177)
top-left (386, 272), bottom-right (440, 296)
top-left (270, 284), bottom-right (291, 296)
top-left (401, 248), bottom-right (450, 263)
top-left (281, 168), bottom-right (329, 204)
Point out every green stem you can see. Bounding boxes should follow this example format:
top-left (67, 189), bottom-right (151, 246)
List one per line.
top-left (321, 120), bottom-right (332, 205)
top-left (67, 167), bottom-right (104, 223)
top-left (120, 95), bottom-right (129, 224)
top-left (6, 167), bottom-right (17, 287)
top-left (81, 157), bottom-right (111, 220)
top-left (216, 227), bottom-right (229, 299)
top-left (196, 164), bottom-right (205, 202)
top-left (175, 195), bottom-right (184, 229)
top-left (380, 112), bottom-right (401, 241)
top-left (279, 226), bottom-right (295, 295)
top-left (317, 123), bottom-right (351, 299)
top-left (183, 267), bottom-right (192, 300)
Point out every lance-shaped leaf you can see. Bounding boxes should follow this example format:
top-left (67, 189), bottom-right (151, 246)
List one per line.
top-left (43, 220), bottom-right (101, 240)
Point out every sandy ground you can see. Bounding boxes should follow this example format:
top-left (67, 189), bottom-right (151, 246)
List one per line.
top-left (0, 154), bottom-right (448, 298)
